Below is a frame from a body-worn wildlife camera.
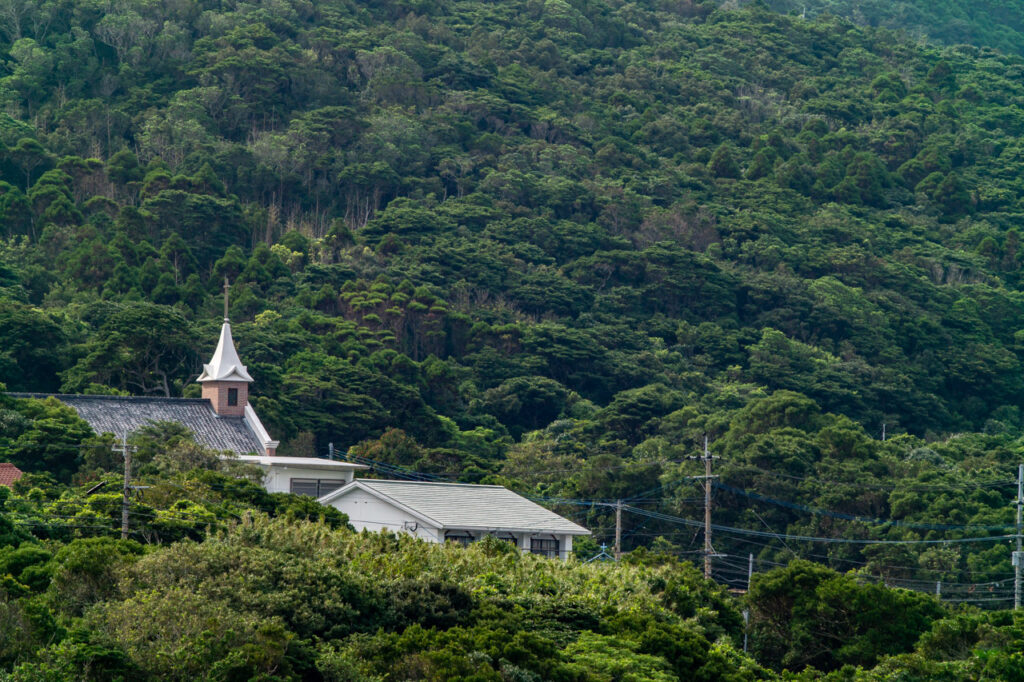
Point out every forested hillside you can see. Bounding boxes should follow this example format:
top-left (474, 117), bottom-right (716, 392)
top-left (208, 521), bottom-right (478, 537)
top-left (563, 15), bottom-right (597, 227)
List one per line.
top-left (3, 0), bottom-right (1024, 638)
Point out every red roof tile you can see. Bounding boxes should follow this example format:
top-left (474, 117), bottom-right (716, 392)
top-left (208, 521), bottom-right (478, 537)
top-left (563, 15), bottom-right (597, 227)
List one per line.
top-left (0, 463), bottom-right (23, 487)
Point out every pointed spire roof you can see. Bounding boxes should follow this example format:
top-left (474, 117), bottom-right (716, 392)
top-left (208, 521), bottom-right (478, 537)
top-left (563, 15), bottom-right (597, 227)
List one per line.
top-left (197, 319), bottom-right (253, 383)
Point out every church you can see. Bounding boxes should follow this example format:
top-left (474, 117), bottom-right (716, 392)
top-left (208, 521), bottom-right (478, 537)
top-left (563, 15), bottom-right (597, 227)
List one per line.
top-left (11, 306), bottom-right (365, 496)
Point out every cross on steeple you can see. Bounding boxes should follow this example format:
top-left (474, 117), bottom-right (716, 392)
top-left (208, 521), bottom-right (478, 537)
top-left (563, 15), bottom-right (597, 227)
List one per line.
top-left (223, 276), bottom-right (230, 322)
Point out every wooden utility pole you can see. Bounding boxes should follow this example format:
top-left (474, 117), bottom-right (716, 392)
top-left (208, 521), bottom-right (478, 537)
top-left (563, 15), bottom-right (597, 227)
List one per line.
top-left (613, 499), bottom-right (622, 560)
top-left (704, 438), bottom-right (713, 579)
top-left (1016, 464), bottom-right (1022, 610)
top-left (685, 436), bottom-right (720, 580)
top-left (745, 548), bottom-right (753, 651)
top-left (115, 434), bottom-right (133, 540)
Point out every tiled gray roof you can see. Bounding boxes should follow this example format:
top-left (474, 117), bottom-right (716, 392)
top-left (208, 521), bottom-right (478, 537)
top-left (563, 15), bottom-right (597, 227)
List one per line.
top-left (331, 479), bottom-right (590, 535)
top-left (9, 394), bottom-right (264, 455)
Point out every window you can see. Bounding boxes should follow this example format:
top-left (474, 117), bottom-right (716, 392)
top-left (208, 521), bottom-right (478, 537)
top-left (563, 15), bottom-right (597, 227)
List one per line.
top-left (227, 388), bottom-right (238, 406)
top-left (318, 479), bottom-right (345, 496)
top-left (530, 535), bottom-right (560, 559)
top-left (290, 479), bottom-right (319, 497)
top-left (445, 531), bottom-right (476, 547)
top-left (492, 532), bottom-right (518, 545)
top-left (290, 478), bottom-right (347, 497)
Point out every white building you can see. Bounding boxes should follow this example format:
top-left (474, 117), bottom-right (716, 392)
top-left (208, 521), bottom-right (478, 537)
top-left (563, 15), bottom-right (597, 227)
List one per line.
top-left (235, 455), bottom-right (365, 495)
top-left (319, 479), bottom-right (591, 559)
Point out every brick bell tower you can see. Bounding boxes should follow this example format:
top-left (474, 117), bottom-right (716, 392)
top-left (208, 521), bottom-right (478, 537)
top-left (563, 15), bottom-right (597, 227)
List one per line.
top-left (197, 279), bottom-right (253, 417)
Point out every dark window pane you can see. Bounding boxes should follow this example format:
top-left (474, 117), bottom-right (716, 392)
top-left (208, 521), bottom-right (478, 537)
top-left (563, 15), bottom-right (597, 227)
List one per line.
top-left (530, 537), bottom-right (559, 558)
top-left (445, 531), bottom-right (475, 547)
top-left (228, 388), bottom-right (238, 406)
top-left (317, 479), bottom-right (346, 497)
top-left (290, 478), bottom-right (319, 496)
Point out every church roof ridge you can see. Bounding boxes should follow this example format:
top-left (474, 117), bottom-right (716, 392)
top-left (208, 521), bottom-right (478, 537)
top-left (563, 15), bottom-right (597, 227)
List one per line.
top-left (8, 393), bottom-right (211, 403)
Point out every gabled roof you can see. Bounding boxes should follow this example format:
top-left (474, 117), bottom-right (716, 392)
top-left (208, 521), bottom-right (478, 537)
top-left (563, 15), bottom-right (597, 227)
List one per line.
top-left (9, 394), bottom-right (264, 455)
top-left (0, 463), bottom-right (23, 487)
top-left (320, 479), bottom-right (591, 535)
top-left (197, 321), bottom-right (253, 383)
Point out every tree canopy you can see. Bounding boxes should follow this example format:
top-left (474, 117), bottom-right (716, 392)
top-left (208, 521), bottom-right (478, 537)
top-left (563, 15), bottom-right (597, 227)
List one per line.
top-left (2, 0), bottom-right (1024, 675)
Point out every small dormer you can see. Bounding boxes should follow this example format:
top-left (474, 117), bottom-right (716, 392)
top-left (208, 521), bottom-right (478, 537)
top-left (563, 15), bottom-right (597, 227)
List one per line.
top-left (197, 317), bottom-right (253, 417)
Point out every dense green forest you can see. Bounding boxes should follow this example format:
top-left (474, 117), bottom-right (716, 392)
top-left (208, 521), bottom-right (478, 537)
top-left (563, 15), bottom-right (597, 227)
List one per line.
top-left (3, 464), bottom-right (1024, 680)
top-left (4, 0), bottom-right (1024, 675)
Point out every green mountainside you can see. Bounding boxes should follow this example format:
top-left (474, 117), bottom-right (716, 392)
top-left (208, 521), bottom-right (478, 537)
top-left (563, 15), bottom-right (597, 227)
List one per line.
top-left (3, 0), bottom-right (1024, 573)
top-left (4, 0), bottom-right (1024, 675)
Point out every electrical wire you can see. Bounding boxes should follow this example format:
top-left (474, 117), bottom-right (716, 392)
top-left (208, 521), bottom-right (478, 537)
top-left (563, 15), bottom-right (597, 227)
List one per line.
top-left (702, 531), bottom-right (1017, 581)
top-left (715, 480), bottom-right (1016, 531)
top-left (726, 464), bottom-right (1016, 491)
top-left (624, 504), bottom-right (1017, 545)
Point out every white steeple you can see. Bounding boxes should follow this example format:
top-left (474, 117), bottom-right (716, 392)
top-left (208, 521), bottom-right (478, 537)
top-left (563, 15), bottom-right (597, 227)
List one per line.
top-left (197, 320), bottom-right (253, 383)
top-left (198, 277), bottom-right (253, 383)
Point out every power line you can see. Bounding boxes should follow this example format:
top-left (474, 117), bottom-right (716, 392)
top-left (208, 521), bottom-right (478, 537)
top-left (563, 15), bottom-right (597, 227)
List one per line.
top-left (715, 480), bottom-right (1016, 531)
top-left (728, 464), bottom-right (1016, 491)
top-left (624, 504), bottom-right (1017, 545)
top-left (701, 531), bottom-right (1016, 580)
top-left (709, 541), bottom-right (1019, 604)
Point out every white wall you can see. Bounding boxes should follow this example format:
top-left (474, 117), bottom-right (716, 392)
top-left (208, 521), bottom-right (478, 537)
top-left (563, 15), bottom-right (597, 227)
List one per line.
top-left (260, 465), bottom-right (356, 494)
top-left (330, 488), bottom-right (442, 542)
top-left (562, 534), bottom-right (574, 559)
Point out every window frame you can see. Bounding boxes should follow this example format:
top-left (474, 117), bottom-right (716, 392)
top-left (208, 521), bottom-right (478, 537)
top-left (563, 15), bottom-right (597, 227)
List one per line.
top-left (289, 478), bottom-right (319, 497)
top-left (492, 531), bottom-right (518, 546)
top-left (444, 530), bottom-right (476, 547)
top-left (530, 535), bottom-right (560, 558)
top-left (289, 478), bottom-right (348, 497)
top-left (316, 479), bottom-right (346, 497)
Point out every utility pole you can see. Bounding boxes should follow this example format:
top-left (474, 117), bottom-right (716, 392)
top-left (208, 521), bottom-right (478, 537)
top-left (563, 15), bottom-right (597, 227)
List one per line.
top-left (685, 436), bottom-right (720, 580)
top-left (614, 499), bottom-right (622, 560)
top-left (704, 437), bottom-right (713, 580)
top-left (1016, 464), bottom-right (1022, 610)
top-left (328, 442), bottom-right (335, 460)
top-left (114, 434), bottom-right (133, 540)
top-left (743, 553), bottom-right (753, 654)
